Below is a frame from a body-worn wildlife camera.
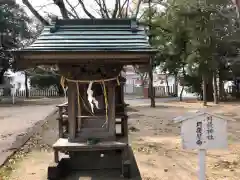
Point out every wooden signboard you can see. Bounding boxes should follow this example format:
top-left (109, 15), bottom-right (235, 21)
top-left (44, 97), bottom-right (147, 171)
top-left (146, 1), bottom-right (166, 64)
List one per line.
top-left (179, 113), bottom-right (227, 150)
top-left (174, 111), bottom-right (229, 180)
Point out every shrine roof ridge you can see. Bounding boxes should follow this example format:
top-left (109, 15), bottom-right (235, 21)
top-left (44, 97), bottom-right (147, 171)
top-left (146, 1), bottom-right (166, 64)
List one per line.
top-left (13, 18), bottom-right (156, 53)
top-left (52, 18), bottom-right (139, 26)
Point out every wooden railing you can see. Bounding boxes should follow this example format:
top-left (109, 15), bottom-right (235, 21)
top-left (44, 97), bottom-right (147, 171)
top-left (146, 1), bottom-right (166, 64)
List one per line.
top-left (56, 102), bottom-right (68, 138)
top-left (56, 102), bottom-right (128, 138)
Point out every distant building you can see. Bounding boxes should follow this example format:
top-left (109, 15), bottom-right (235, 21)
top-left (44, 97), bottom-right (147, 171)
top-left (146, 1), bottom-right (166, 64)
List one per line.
top-left (123, 65), bottom-right (196, 98)
top-left (3, 70), bottom-right (30, 90)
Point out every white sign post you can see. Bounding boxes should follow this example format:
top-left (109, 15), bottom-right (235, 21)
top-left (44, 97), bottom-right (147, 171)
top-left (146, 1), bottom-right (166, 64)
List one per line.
top-left (174, 111), bottom-right (228, 180)
top-left (198, 149), bottom-right (206, 180)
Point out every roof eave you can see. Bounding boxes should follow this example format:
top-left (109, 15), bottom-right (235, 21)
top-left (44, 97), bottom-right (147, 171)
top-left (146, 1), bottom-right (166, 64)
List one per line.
top-left (13, 49), bottom-right (157, 53)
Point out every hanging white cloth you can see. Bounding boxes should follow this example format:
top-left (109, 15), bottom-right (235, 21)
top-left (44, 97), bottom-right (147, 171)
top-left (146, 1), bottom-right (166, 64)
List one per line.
top-left (87, 81), bottom-right (99, 113)
top-left (64, 86), bottom-right (68, 103)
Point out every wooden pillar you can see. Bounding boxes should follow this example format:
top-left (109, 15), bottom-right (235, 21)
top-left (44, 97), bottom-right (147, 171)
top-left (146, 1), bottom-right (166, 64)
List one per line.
top-left (68, 82), bottom-right (77, 141)
top-left (77, 83), bottom-right (82, 131)
top-left (122, 115), bottom-right (128, 137)
top-left (58, 106), bottom-right (63, 138)
top-left (108, 82), bottom-right (116, 138)
top-left (54, 150), bottom-right (59, 163)
top-left (120, 81), bottom-right (124, 105)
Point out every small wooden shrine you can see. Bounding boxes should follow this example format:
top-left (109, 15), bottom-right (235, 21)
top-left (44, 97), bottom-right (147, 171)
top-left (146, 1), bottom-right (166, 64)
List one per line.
top-left (12, 18), bottom-right (156, 179)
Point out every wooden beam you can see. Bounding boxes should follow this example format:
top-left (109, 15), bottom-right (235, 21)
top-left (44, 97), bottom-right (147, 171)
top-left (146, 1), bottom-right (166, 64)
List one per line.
top-left (20, 52), bottom-right (151, 61)
top-left (57, 106), bottom-right (64, 138)
top-left (76, 83), bottom-right (82, 132)
top-left (16, 60), bottom-right (148, 70)
top-left (68, 82), bottom-right (77, 141)
top-left (107, 82), bottom-right (116, 138)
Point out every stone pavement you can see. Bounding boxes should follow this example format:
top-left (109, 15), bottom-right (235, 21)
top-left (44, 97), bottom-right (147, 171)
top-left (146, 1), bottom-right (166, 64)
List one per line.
top-left (0, 99), bottom-right (60, 166)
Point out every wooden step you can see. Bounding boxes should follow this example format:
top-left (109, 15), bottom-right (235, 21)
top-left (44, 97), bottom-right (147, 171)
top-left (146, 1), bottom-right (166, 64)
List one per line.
top-left (57, 114), bottom-right (128, 121)
top-left (53, 138), bottom-right (127, 152)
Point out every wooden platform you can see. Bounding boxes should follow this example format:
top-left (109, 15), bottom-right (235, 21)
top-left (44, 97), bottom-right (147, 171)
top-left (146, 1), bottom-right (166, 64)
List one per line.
top-left (53, 138), bottom-right (127, 152)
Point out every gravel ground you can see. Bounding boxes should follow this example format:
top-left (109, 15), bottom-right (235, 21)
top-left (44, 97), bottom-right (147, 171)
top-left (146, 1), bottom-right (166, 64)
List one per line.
top-left (0, 98), bottom-right (63, 167)
top-left (2, 101), bottom-right (240, 180)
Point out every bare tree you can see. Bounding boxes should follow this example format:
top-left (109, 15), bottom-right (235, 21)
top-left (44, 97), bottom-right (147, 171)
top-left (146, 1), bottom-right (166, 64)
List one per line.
top-left (22, 0), bottom-right (144, 23)
top-left (22, 0), bottom-right (50, 25)
top-left (65, 0), bottom-right (80, 18)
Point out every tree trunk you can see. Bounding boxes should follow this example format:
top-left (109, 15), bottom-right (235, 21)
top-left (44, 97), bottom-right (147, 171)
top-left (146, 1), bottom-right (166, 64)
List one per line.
top-left (148, 0), bottom-right (155, 108)
top-left (165, 73), bottom-right (170, 96)
top-left (0, 69), bottom-right (7, 84)
top-left (202, 74), bottom-right (207, 106)
top-left (179, 85), bottom-right (184, 101)
top-left (180, 66), bottom-right (185, 101)
top-left (174, 73), bottom-right (178, 96)
top-left (218, 70), bottom-right (224, 101)
top-left (206, 75), bottom-right (214, 101)
top-left (149, 58), bottom-right (155, 108)
top-left (213, 71), bottom-right (218, 104)
top-left (236, 79), bottom-right (240, 99)
top-left (25, 71), bottom-right (29, 98)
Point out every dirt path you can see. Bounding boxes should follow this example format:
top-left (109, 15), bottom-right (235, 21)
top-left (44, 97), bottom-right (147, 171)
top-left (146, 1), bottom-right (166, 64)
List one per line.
top-left (0, 98), bottom-right (63, 167)
top-left (3, 101), bottom-right (240, 180)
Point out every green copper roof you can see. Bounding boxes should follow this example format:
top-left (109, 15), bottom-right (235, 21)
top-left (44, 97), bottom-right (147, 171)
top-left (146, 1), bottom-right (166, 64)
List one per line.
top-left (20, 19), bottom-right (154, 52)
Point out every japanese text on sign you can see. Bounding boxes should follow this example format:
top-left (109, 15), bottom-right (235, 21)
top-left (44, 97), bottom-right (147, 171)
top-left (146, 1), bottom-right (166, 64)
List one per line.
top-left (196, 121), bottom-right (203, 146)
top-left (179, 112), bottom-right (228, 150)
top-left (207, 116), bottom-right (214, 140)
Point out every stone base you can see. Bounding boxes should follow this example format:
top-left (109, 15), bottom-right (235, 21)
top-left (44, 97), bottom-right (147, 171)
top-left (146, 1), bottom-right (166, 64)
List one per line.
top-left (47, 146), bottom-right (141, 179)
top-left (47, 160), bottom-right (69, 180)
top-left (68, 150), bottom-right (122, 170)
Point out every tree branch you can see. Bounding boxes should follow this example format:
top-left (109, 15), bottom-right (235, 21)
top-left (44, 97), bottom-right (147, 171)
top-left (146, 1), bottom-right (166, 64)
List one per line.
top-left (65, 0), bottom-right (80, 18)
top-left (78, 0), bottom-right (96, 18)
top-left (22, 0), bottom-right (50, 25)
top-left (132, 0), bottom-right (143, 19)
top-left (94, 0), bottom-right (110, 18)
top-left (36, 3), bottom-right (55, 11)
top-left (94, 0), bottom-right (106, 18)
top-left (118, 0), bottom-right (121, 17)
top-left (125, 0), bottom-right (131, 17)
top-left (118, 0), bottom-right (129, 18)
top-left (101, 0), bottom-right (110, 18)
top-left (67, 10), bottom-right (78, 18)
top-left (112, 0), bottom-right (120, 18)
top-left (53, 0), bottom-right (69, 19)
top-left (73, 2), bottom-right (80, 9)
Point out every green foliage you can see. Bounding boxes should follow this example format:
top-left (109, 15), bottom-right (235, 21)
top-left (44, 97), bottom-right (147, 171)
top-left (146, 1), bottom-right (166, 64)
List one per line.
top-left (150, 1), bottom-right (189, 75)
top-left (184, 74), bottom-right (202, 96)
top-left (0, 1), bottom-right (32, 84)
top-left (29, 67), bottom-right (63, 95)
top-left (145, 0), bottom-right (240, 97)
top-left (30, 74), bottom-right (60, 90)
